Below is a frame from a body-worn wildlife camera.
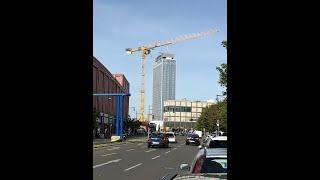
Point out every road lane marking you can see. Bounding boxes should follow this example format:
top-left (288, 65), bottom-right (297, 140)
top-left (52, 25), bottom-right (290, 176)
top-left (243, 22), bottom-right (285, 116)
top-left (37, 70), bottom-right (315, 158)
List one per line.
top-left (126, 149), bottom-right (135, 151)
top-left (165, 151), bottom-right (171, 154)
top-left (137, 143), bottom-right (143, 146)
top-left (101, 153), bottom-right (117, 157)
top-left (173, 148), bottom-right (177, 150)
top-left (151, 155), bottom-right (160, 160)
top-left (93, 159), bottom-right (122, 169)
top-left (145, 149), bottom-right (156, 152)
top-left (106, 147), bottom-right (120, 151)
top-left (165, 167), bottom-right (174, 170)
top-left (124, 163), bottom-right (142, 171)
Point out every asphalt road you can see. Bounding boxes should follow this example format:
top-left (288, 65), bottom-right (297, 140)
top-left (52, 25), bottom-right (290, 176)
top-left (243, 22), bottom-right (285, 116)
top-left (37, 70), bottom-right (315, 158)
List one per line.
top-left (93, 135), bottom-right (199, 180)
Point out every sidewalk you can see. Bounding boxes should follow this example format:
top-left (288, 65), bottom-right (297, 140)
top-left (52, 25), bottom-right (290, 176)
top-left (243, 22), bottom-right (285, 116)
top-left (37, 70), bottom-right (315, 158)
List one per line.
top-left (93, 135), bottom-right (147, 148)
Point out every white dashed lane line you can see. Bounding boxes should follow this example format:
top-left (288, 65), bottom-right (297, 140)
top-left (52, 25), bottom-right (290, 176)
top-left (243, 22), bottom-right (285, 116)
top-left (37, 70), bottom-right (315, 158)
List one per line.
top-left (124, 163), bottom-right (142, 172)
top-left (101, 153), bottom-right (117, 157)
top-left (106, 147), bottom-right (120, 151)
top-left (145, 149), bottom-right (157, 153)
top-left (165, 151), bottom-right (171, 154)
top-left (151, 155), bottom-right (160, 160)
top-left (93, 159), bottom-right (122, 169)
top-left (126, 149), bottom-right (135, 152)
top-left (173, 148), bottom-right (177, 150)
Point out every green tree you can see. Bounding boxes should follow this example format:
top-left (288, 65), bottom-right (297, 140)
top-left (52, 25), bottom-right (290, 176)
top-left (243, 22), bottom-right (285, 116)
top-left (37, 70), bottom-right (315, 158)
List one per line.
top-left (128, 119), bottom-right (141, 129)
top-left (216, 99), bottom-right (227, 132)
top-left (196, 40), bottom-right (228, 133)
top-left (221, 40), bottom-right (227, 49)
top-left (214, 40), bottom-right (228, 132)
top-left (195, 105), bottom-right (219, 133)
top-left (216, 63), bottom-right (227, 96)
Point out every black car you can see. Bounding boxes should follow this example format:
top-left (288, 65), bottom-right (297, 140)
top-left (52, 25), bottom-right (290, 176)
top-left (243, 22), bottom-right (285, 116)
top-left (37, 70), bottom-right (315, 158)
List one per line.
top-left (185, 133), bottom-right (200, 145)
top-left (147, 133), bottom-right (169, 148)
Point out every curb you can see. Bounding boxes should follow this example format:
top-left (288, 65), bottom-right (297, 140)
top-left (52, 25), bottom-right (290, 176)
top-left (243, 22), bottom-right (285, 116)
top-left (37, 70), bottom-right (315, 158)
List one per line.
top-left (93, 138), bottom-right (147, 148)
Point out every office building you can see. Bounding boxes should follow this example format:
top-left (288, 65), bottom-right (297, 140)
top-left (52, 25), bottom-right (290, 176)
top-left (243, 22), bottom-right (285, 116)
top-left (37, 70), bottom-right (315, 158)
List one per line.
top-left (152, 53), bottom-right (176, 121)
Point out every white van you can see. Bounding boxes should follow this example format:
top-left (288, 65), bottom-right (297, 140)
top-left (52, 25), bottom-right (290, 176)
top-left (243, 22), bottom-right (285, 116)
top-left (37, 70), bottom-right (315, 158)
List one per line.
top-left (165, 132), bottom-right (177, 143)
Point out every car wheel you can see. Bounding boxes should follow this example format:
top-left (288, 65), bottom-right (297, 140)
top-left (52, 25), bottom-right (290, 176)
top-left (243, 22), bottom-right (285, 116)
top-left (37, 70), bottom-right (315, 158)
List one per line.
top-left (186, 142), bottom-right (189, 145)
top-left (148, 145), bottom-right (151, 148)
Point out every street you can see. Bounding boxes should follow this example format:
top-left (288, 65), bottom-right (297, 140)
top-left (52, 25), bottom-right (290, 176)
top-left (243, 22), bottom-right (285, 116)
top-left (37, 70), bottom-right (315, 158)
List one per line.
top-left (93, 135), bottom-right (199, 180)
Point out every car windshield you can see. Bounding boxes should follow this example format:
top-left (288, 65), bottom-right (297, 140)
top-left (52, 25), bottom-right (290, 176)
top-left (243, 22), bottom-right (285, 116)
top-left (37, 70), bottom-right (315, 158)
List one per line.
top-left (150, 133), bottom-right (163, 138)
top-left (200, 158), bottom-right (227, 173)
top-left (186, 133), bottom-right (193, 137)
top-left (209, 140), bottom-right (227, 148)
top-left (166, 133), bottom-right (174, 137)
top-left (191, 134), bottom-right (199, 138)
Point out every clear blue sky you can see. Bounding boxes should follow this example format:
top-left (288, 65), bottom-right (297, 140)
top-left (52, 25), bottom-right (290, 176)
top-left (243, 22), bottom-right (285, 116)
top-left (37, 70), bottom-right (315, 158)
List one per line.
top-left (94, 0), bottom-right (227, 118)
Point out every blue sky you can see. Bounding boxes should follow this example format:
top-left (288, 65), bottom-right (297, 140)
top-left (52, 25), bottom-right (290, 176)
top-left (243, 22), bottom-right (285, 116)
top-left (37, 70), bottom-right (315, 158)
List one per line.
top-left (94, 0), bottom-right (227, 117)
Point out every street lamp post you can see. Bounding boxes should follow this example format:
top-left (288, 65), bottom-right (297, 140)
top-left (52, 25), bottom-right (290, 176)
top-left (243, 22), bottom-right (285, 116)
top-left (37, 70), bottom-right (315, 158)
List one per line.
top-left (179, 107), bottom-right (182, 133)
top-left (130, 107), bottom-right (138, 120)
top-left (217, 119), bottom-right (220, 136)
top-left (173, 110), bottom-right (176, 130)
top-left (100, 114), bottom-right (103, 138)
top-left (184, 117), bottom-right (186, 133)
top-left (216, 95), bottom-right (223, 136)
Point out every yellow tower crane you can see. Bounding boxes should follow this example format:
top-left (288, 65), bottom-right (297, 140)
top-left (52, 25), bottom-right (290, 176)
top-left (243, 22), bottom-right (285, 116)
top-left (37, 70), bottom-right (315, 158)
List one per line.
top-left (125, 28), bottom-right (219, 126)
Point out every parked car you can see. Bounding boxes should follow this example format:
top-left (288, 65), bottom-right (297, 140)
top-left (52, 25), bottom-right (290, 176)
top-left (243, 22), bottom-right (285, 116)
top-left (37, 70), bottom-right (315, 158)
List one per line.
top-left (137, 128), bottom-right (147, 135)
top-left (178, 132), bottom-right (186, 136)
top-left (185, 133), bottom-right (200, 146)
top-left (147, 132), bottom-right (169, 148)
top-left (165, 132), bottom-right (177, 143)
top-left (161, 148), bottom-right (227, 180)
top-left (185, 148), bottom-right (227, 173)
top-left (200, 136), bottom-right (227, 149)
top-left (161, 173), bottom-right (227, 180)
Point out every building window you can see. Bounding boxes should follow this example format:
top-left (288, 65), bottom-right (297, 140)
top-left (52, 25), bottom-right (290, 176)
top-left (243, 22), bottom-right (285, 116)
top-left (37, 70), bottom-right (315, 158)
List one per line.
top-left (164, 106), bottom-right (191, 112)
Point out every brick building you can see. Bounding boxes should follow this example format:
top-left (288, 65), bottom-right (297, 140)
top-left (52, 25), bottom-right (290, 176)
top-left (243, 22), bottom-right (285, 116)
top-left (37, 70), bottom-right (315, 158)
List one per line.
top-left (93, 56), bottom-right (129, 137)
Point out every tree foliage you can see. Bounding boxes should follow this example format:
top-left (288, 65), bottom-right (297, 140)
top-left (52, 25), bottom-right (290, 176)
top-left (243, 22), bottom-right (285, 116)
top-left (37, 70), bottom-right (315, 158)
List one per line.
top-left (221, 40), bottom-right (227, 49)
top-left (216, 63), bottom-right (227, 96)
top-left (127, 119), bottom-right (141, 129)
top-left (196, 40), bottom-right (228, 133)
top-left (195, 100), bottom-right (227, 133)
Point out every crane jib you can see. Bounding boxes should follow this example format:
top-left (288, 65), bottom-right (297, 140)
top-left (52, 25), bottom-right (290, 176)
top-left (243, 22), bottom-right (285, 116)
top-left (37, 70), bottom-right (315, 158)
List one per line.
top-left (125, 28), bottom-right (218, 122)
